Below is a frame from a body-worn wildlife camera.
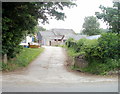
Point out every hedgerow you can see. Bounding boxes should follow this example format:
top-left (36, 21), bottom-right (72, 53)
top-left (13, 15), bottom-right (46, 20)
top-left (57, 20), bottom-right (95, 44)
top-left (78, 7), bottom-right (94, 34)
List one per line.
top-left (65, 33), bottom-right (120, 75)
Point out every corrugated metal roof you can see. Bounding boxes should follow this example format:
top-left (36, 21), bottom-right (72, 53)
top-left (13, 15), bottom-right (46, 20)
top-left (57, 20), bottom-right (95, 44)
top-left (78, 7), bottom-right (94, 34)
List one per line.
top-left (64, 34), bottom-right (86, 40)
top-left (86, 35), bottom-right (101, 40)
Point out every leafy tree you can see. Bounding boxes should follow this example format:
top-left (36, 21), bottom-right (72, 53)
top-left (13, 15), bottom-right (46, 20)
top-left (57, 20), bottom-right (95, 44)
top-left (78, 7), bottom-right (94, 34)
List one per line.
top-left (95, 2), bottom-right (120, 34)
top-left (2, 2), bottom-right (75, 61)
top-left (37, 26), bottom-right (46, 31)
top-left (82, 16), bottom-right (101, 36)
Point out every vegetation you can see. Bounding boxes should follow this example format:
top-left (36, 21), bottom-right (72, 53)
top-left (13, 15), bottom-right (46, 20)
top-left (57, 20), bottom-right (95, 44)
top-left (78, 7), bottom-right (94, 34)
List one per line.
top-left (82, 16), bottom-right (101, 35)
top-left (2, 2), bottom-right (75, 62)
top-left (95, 2), bottom-right (120, 34)
top-left (65, 33), bottom-right (119, 75)
top-left (65, 1), bottom-right (120, 75)
top-left (37, 26), bottom-right (46, 31)
top-left (2, 47), bottom-right (44, 71)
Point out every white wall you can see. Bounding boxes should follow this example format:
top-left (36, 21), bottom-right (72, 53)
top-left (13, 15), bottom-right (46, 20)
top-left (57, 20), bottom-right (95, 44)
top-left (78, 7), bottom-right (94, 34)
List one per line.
top-left (26, 36), bottom-right (32, 43)
top-left (20, 36), bottom-right (33, 46)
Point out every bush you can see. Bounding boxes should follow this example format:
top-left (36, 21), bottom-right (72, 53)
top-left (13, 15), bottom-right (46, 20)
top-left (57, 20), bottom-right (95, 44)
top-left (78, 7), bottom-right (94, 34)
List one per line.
top-left (98, 33), bottom-right (119, 59)
top-left (75, 38), bottom-right (86, 52)
top-left (85, 33), bottom-right (119, 62)
top-left (66, 38), bottom-right (74, 48)
top-left (65, 33), bottom-right (120, 75)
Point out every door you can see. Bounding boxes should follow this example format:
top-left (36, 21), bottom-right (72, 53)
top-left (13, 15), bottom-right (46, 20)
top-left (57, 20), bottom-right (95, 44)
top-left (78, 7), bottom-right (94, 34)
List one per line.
top-left (49, 41), bottom-right (51, 46)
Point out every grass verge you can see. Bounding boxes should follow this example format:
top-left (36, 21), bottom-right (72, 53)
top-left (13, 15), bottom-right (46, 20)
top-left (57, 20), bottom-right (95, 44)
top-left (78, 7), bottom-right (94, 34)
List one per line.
top-left (2, 47), bottom-right (44, 71)
top-left (66, 47), bottom-right (119, 75)
top-left (81, 59), bottom-right (119, 75)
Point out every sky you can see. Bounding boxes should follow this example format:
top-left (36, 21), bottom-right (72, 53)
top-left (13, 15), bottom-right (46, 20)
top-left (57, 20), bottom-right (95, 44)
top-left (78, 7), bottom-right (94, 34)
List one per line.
top-left (39, 0), bottom-right (113, 33)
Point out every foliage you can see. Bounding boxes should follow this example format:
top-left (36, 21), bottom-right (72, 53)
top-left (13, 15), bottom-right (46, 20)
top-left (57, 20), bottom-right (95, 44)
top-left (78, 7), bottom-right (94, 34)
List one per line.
top-left (65, 38), bottom-right (75, 48)
top-left (84, 33), bottom-right (119, 64)
top-left (95, 2), bottom-right (120, 34)
top-left (2, 48), bottom-right (44, 71)
top-left (2, 2), bottom-right (75, 60)
top-left (99, 28), bottom-right (109, 34)
top-left (65, 33), bottom-right (120, 75)
top-left (82, 16), bottom-right (101, 36)
top-left (66, 38), bottom-right (98, 57)
top-left (98, 33), bottom-right (119, 59)
top-left (37, 26), bottom-right (46, 31)
top-left (81, 59), bottom-right (120, 75)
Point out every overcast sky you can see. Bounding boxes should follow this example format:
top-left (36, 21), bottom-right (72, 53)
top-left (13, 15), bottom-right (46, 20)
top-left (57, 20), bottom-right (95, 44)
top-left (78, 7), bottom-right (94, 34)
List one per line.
top-left (39, 0), bottom-right (113, 33)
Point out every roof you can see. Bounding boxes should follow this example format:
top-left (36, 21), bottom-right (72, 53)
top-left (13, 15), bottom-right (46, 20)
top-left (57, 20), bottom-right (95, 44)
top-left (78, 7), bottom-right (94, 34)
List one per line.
top-left (86, 35), bottom-right (101, 40)
top-left (38, 29), bottom-right (88, 40)
top-left (38, 29), bottom-right (76, 40)
top-left (51, 29), bottom-right (75, 36)
top-left (39, 31), bottom-right (55, 39)
top-left (64, 34), bottom-right (86, 40)
top-left (40, 31), bottom-right (55, 37)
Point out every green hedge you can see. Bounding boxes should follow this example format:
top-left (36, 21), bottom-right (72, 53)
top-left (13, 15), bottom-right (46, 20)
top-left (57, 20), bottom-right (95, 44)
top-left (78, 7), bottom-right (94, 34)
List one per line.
top-left (66, 33), bottom-right (120, 75)
top-left (85, 33), bottom-right (120, 62)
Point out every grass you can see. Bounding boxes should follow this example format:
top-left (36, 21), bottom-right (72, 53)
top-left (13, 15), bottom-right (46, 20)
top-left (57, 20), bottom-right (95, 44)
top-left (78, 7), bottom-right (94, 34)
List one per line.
top-left (71, 58), bottom-right (119, 75)
top-left (67, 48), bottom-right (79, 57)
top-left (66, 46), bottom-right (119, 75)
top-left (67, 47), bottom-right (86, 59)
top-left (58, 45), bottom-right (66, 48)
top-left (2, 47), bottom-right (44, 71)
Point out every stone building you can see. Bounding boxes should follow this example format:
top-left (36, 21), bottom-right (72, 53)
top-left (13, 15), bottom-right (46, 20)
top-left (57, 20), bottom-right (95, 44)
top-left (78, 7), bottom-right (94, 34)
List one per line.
top-left (37, 28), bottom-right (86, 46)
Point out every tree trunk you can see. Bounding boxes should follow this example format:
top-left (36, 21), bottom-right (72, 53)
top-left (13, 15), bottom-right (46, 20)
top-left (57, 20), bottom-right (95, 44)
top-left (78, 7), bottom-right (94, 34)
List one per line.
top-left (2, 54), bottom-right (7, 64)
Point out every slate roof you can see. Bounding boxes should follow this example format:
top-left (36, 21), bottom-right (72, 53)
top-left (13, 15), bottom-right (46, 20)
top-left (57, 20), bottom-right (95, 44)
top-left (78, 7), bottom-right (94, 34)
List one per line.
top-left (38, 29), bottom-right (87, 40)
top-left (39, 31), bottom-right (55, 40)
top-left (51, 28), bottom-right (75, 36)
top-left (40, 31), bottom-right (55, 37)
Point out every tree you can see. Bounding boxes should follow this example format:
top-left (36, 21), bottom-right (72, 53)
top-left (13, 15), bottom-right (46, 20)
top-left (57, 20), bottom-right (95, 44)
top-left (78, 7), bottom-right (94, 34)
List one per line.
top-left (37, 26), bottom-right (46, 31)
top-left (2, 2), bottom-right (75, 61)
top-left (95, 2), bottom-right (120, 34)
top-left (82, 16), bottom-right (101, 36)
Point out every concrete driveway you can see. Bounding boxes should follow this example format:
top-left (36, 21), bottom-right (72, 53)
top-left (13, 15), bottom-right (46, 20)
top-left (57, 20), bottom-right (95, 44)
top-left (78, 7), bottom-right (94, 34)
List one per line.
top-left (1, 46), bottom-right (118, 92)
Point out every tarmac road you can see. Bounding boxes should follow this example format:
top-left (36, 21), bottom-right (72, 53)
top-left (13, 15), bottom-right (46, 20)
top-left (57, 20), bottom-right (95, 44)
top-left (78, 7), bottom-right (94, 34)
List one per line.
top-left (1, 46), bottom-right (118, 92)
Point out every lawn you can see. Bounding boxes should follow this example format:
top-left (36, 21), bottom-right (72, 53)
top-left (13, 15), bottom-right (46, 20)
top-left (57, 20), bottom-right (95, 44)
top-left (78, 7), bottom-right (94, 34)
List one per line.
top-left (2, 47), bottom-right (44, 71)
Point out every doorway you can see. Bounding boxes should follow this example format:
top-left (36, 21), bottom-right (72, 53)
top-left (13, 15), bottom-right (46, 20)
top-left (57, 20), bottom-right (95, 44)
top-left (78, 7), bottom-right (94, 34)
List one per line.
top-left (49, 41), bottom-right (51, 46)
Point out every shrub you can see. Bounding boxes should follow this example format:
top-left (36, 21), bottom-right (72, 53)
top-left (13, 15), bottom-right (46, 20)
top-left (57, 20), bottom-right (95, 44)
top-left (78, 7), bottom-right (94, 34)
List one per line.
top-left (75, 38), bottom-right (86, 52)
top-left (85, 33), bottom-right (119, 62)
top-left (65, 38), bottom-right (74, 48)
top-left (98, 33), bottom-right (120, 59)
top-left (65, 33), bottom-right (120, 75)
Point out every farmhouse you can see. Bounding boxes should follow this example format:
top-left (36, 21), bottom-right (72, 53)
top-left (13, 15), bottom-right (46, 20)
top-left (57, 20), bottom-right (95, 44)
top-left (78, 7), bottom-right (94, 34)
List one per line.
top-left (37, 28), bottom-right (86, 46)
top-left (20, 29), bottom-right (100, 47)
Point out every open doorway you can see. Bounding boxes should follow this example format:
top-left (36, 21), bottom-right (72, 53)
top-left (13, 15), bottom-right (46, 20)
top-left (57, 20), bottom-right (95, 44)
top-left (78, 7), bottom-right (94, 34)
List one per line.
top-left (49, 41), bottom-right (51, 46)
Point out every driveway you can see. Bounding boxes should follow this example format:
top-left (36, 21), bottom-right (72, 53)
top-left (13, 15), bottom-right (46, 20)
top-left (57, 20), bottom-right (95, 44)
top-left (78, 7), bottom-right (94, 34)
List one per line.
top-left (1, 46), bottom-right (118, 92)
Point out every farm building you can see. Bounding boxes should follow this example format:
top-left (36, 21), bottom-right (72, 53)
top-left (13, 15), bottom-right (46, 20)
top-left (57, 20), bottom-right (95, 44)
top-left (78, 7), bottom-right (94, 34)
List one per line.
top-left (20, 29), bottom-right (101, 47)
top-left (37, 28), bottom-right (86, 46)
